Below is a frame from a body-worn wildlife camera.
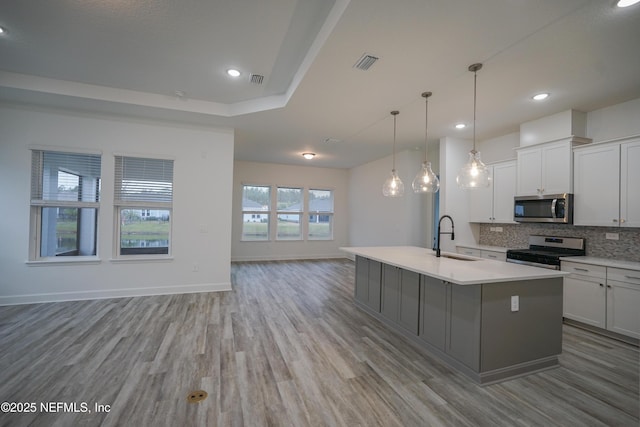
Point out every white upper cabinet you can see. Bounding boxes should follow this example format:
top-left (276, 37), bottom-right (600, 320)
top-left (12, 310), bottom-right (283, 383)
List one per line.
top-left (469, 160), bottom-right (516, 223)
top-left (515, 147), bottom-right (543, 196)
top-left (574, 136), bottom-right (640, 227)
top-left (516, 139), bottom-right (588, 196)
top-left (574, 143), bottom-right (620, 226)
top-left (620, 139), bottom-right (640, 228)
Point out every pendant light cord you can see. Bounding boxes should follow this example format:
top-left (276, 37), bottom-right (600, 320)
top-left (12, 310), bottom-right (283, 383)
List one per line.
top-left (422, 92), bottom-right (431, 163)
top-left (473, 70), bottom-right (477, 152)
top-left (468, 63), bottom-right (482, 153)
top-left (391, 110), bottom-right (399, 170)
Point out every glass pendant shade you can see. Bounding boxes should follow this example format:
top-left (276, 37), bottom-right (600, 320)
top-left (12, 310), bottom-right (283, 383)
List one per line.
top-left (457, 63), bottom-right (490, 190)
top-left (456, 150), bottom-right (490, 189)
top-left (413, 91), bottom-right (440, 194)
top-left (383, 110), bottom-right (404, 197)
top-left (412, 161), bottom-right (440, 193)
top-left (383, 169), bottom-right (404, 197)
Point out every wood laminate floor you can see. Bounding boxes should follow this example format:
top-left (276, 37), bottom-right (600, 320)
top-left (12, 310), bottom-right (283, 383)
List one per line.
top-left (0, 259), bottom-right (638, 427)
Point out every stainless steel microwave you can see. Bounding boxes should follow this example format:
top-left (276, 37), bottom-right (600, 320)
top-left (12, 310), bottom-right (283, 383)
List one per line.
top-left (514, 193), bottom-right (573, 223)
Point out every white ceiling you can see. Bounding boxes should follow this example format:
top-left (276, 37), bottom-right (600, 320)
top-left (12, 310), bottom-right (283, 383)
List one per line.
top-left (1, 0), bottom-right (639, 169)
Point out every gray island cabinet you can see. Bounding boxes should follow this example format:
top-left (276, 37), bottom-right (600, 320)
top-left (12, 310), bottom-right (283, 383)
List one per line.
top-left (346, 246), bottom-right (567, 385)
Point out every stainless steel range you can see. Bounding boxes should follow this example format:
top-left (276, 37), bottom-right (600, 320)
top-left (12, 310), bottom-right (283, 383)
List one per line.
top-left (506, 235), bottom-right (585, 270)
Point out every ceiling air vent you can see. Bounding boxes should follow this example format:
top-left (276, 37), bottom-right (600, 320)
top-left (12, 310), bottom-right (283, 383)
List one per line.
top-left (354, 53), bottom-right (379, 71)
top-left (250, 74), bottom-right (264, 85)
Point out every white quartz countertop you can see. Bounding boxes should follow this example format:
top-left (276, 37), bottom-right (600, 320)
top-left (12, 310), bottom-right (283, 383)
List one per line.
top-left (341, 246), bottom-right (568, 285)
top-left (560, 256), bottom-right (640, 272)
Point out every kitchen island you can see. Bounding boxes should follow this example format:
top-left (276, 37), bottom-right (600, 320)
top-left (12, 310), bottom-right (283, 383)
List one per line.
top-left (341, 246), bottom-right (568, 385)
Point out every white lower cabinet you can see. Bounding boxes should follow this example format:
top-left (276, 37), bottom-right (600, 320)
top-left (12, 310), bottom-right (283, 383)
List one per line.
top-left (606, 268), bottom-right (640, 339)
top-left (456, 247), bottom-right (481, 257)
top-left (456, 246), bottom-right (506, 262)
top-left (562, 261), bottom-right (640, 339)
top-left (562, 263), bottom-right (606, 328)
top-left (480, 250), bottom-right (506, 262)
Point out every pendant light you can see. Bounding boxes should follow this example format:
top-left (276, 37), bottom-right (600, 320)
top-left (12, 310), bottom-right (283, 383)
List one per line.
top-left (412, 92), bottom-right (440, 193)
top-left (456, 63), bottom-right (490, 189)
top-left (382, 110), bottom-right (404, 197)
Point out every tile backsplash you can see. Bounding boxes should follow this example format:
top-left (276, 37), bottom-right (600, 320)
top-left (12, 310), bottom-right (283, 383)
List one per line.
top-left (479, 223), bottom-right (640, 262)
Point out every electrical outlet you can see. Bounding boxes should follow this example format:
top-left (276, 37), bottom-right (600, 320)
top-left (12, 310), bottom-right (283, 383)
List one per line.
top-left (490, 227), bottom-right (496, 232)
top-left (192, 263), bottom-right (199, 272)
top-left (511, 295), bottom-right (519, 312)
top-left (605, 233), bottom-right (619, 240)
top-left (495, 227), bottom-right (503, 232)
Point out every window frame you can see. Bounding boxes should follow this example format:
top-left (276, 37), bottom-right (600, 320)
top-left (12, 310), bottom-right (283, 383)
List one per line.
top-left (307, 188), bottom-right (334, 241)
top-left (240, 184), bottom-right (336, 243)
top-left (276, 186), bottom-right (303, 241)
top-left (28, 148), bottom-right (102, 263)
top-left (241, 184), bottom-right (271, 241)
top-left (113, 155), bottom-right (174, 259)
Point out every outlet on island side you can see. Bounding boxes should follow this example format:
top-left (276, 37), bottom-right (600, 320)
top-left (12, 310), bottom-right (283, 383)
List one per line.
top-left (511, 295), bottom-right (519, 312)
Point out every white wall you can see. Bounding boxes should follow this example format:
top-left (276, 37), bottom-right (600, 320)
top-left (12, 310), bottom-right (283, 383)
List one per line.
top-left (587, 97), bottom-right (640, 143)
top-left (0, 104), bottom-right (234, 305)
top-left (348, 150), bottom-right (426, 247)
top-left (232, 161), bottom-right (349, 261)
top-left (438, 137), bottom-right (479, 252)
top-left (477, 132), bottom-right (519, 163)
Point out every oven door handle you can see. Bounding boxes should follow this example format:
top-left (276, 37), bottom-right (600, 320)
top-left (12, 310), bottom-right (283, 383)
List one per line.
top-left (551, 198), bottom-right (557, 218)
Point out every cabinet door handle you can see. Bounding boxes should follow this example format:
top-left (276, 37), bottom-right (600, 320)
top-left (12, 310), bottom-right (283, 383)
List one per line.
top-left (625, 275), bottom-right (640, 280)
top-left (621, 219), bottom-right (626, 224)
top-left (607, 285), bottom-right (612, 289)
top-left (599, 283), bottom-right (604, 287)
top-left (574, 267), bottom-right (589, 272)
top-left (488, 255), bottom-right (497, 258)
top-left (613, 219), bottom-right (618, 223)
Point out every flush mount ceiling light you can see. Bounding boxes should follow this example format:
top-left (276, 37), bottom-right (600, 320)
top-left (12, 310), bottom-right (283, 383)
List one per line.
top-left (455, 123), bottom-right (466, 129)
top-left (457, 63), bottom-right (491, 190)
top-left (532, 93), bottom-right (550, 101)
top-left (382, 111), bottom-right (404, 197)
top-left (226, 69), bottom-right (241, 77)
top-left (302, 152), bottom-right (315, 160)
top-left (617, 0), bottom-right (640, 7)
top-left (412, 92), bottom-right (440, 194)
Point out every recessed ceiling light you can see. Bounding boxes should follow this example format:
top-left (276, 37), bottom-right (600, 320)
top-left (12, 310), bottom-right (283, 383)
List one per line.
top-left (617, 0), bottom-right (640, 7)
top-left (532, 93), bottom-right (550, 101)
top-left (0, 26), bottom-right (6, 35)
top-left (455, 123), bottom-right (466, 129)
top-left (227, 69), bottom-right (241, 77)
top-left (302, 152), bottom-right (316, 160)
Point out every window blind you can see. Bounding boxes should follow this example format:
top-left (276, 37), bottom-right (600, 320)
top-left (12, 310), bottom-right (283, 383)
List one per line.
top-left (114, 156), bottom-right (174, 206)
top-left (31, 150), bottom-right (101, 202)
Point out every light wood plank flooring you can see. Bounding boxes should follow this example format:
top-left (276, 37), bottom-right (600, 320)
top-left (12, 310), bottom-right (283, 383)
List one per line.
top-left (0, 259), bottom-right (638, 426)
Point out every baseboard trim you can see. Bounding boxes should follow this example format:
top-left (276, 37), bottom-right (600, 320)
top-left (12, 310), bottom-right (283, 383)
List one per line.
top-left (0, 282), bottom-right (232, 306)
top-left (231, 253), bottom-right (349, 262)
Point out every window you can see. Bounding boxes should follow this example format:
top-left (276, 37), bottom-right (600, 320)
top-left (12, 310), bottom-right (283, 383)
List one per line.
top-left (114, 156), bottom-right (173, 256)
top-left (241, 185), bottom-right (270, 241)
top-left (240, 185), bottom-right (335, 242)
top-left (276, 187), bottom-right (302, 240)
top-left (308, 189), bottom-right (333, 240)
top-left (30, 150), bottom-right (101, 259)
